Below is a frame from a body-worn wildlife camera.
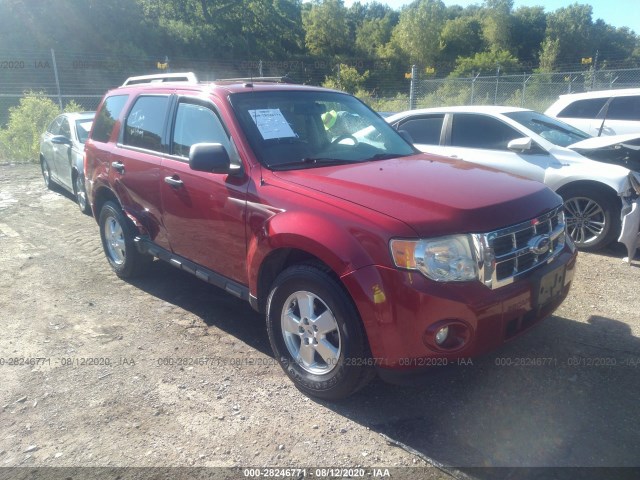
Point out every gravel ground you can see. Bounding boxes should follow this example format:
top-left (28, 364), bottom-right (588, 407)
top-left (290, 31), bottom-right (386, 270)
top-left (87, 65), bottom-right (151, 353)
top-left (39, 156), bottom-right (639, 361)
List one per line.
top-left (0, 163), bottom-right (639, 480)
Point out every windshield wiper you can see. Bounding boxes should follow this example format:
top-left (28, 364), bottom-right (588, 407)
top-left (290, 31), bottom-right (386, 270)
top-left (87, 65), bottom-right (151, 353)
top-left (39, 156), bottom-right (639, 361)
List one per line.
top-left (270, 157), bottom-right (353, 170)
top-left (365, 153), bottom-right (411, 161)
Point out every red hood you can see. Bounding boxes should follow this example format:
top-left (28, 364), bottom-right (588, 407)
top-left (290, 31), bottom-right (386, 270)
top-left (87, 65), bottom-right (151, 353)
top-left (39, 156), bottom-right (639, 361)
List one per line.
top-left (272, 154), bottom-right (561, 237)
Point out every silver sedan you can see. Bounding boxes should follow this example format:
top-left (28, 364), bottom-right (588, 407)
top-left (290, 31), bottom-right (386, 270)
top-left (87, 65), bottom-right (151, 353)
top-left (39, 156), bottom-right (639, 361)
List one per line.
top-left (40, 112), bottom-right (95, 213)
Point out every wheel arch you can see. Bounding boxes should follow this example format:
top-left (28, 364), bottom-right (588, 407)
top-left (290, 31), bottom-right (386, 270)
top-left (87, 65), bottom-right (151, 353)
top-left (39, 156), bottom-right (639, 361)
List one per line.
top-left (556, 180), bottom-right (622, 210)
top-left (254, 248), bottom-right (339, 314)
top-left (92, 186), bottom-right (120, 222)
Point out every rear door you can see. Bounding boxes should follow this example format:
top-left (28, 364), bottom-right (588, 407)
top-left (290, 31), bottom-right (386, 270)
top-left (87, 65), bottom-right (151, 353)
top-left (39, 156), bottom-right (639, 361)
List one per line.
top-left (160, 97), bottom-right (249, 284)
top-left (111, 94), bottom-right (171, 248)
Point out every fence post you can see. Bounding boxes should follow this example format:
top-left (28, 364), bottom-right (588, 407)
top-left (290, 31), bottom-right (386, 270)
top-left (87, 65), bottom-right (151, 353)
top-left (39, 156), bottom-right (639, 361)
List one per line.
top-left (409, 65), bottom-right (417, 110)
top-left (50, 49), bottom-right (63, 109)
top-left (522, 74), bottom-right (531, 108)
top-left (471, 72), bottom-right (479, 105)
top-left (494, 64), bottom-right (500, 105)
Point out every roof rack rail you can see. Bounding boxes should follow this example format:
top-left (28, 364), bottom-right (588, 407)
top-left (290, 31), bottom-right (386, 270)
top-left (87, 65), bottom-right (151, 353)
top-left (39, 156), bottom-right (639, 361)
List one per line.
top-left (122, 72), bottom-right (198, 86)
top-left (215, 76), bottom-right (295, 84)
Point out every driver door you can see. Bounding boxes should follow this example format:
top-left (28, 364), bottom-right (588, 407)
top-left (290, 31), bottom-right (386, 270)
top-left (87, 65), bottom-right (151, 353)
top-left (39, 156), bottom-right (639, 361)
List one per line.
top-left (160, 98), bottom-right (249, 284)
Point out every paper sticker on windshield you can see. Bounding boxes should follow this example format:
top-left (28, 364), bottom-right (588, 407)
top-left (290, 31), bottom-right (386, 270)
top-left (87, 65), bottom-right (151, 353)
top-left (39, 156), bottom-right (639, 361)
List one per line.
top-left (249, 109), bottom-right (296, 140)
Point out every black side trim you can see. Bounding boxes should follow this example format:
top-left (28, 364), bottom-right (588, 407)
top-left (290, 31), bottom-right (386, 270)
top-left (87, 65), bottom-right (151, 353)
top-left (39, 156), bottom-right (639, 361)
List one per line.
top-left (134, 237), bottom-right (250, 303)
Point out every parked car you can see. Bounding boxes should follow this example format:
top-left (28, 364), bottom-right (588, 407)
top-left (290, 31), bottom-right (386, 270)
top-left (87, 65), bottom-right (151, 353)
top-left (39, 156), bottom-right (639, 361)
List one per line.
top-left (545, 88), bottom-right (640, 136)
top-left (84, 74), bottom-right (577, 399)
top-left (40, 111), bottom-right (95, 213)
top-left (386, 106), bottom-right (640, 253)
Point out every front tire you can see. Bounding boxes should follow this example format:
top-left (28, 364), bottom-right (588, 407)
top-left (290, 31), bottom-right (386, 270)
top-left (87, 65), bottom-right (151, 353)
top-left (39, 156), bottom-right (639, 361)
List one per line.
top-left (99, 201), bottom-right (151, 278)
top-left (266, 264), bottom-right (374, 400)
top-left (561, 187), bottom-right (620, 251)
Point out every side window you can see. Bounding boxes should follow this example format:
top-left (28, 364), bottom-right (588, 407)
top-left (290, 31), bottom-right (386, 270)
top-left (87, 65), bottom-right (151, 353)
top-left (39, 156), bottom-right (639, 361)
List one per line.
top-left (124, 96), bottom-right (170, 152)
top-left (171, 102), bottom-right (239, 165)
top-left (47, 116), bottom-right (62, 135)
top-left (92, 94), bottom-right (128, 143)
top-left (557, 98), bottom-right (608, 119)
top-left (450, 114), bottom-right (520, 150)
top-left (397, 115), bottom-right (445, 144)
top-left (59, 118), bottom-right (71, 139)
top-left (607, 96), bottom-right (640, 121)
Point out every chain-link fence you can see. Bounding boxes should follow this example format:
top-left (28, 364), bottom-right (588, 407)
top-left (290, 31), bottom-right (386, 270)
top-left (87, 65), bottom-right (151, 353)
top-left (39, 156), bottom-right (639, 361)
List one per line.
top-left (2, 49), bottom-right (640, 127)
top-left (0, 49), bottom-right (411, 126)
top-left (412, 67), bottom-right (640, 112)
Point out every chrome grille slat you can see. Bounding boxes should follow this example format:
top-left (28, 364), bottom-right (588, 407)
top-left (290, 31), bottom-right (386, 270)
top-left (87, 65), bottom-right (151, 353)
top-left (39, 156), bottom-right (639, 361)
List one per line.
top-left (480, 206), bottom-right (566, 289)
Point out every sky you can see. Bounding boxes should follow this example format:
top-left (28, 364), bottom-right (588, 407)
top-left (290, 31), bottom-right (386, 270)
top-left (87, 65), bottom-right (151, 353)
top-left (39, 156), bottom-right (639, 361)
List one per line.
top-left (344, 0), bottom-right (640, 34)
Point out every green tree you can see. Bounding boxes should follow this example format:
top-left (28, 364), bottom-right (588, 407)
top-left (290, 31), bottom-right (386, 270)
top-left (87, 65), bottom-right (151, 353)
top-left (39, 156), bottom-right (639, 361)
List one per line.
top-left (512, 6), bottom-right (547, 63)
top-left (0, 92), bottom-right (61, 162)
top-left (388, 0), bottom-right (447, 65)
top-left (440, 16), bottom-right (485, 65)
top-left (544, 4), bottom-right (594, 69)
top-left (450, 49), bottom-right (520, 77)
top-left (481, 0), bottom-right (514, 53)
top-left (322, 64), bottom-right (370, 93)
top-left (355, 15), bottom-right (396, 58)
top-left (302, 0), bottom-right (350, 57)
top-left (591, 21), bottom-right (637, 66)
top-left (538, 37), bottom-right (560, 72)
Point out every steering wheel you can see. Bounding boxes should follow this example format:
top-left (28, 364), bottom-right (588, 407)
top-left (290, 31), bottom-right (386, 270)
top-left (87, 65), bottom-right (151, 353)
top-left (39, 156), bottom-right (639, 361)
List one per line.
top-left (331, 134), bottom-right (359, 146)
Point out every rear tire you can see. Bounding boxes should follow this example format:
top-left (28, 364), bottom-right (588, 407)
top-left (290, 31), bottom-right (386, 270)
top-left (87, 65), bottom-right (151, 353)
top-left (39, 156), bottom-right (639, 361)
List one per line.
top-left (99, 201), bottom-right (151, 278)
top-left (560, 186), bottom-right (620, 251)
top-left (266, 264), bottom-right (374, 400)
top-left (41, 157), bottom-right (53, 190)
top-left (73, 172), bottom-right (91, 215)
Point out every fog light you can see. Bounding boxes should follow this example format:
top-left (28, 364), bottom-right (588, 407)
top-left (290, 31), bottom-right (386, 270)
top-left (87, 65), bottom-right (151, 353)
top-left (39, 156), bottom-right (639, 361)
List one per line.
top-left (435, 326), bottom-right (449, 345)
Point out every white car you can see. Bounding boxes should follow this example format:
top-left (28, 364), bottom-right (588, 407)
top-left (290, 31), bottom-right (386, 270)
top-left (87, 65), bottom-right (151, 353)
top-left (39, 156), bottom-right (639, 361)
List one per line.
top-left (545, 88), bottom-right (640, 136)
top-left (386, 106), bottom-right (640, 254)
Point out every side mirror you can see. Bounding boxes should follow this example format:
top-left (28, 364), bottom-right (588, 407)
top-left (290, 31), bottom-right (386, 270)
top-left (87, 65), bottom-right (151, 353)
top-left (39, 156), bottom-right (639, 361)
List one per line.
top-left (189, 143), bottom-right (239, 175)
top-left (507, 137), bottom-right (533, 152)
top-left (51, 135), bottom-right (72, 145)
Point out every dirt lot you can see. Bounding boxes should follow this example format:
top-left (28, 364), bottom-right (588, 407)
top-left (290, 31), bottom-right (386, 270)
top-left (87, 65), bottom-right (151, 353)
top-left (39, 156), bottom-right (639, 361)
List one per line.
top-left (1, 163), bottom-right (639, 479)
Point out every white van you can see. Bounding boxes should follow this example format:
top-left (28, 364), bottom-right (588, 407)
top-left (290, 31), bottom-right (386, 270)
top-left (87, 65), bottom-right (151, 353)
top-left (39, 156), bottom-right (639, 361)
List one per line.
top-left (545, 88), bottom-right (640, 136)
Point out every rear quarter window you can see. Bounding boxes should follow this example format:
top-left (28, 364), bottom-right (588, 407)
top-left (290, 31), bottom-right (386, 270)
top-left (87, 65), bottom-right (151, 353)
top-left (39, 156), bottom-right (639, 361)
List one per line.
top-left (607, 95), bottom-right (640, 121)
top-left (557, 98), bottom-right (608, 119)
top-left (91, 95), bottom-right (129, 143)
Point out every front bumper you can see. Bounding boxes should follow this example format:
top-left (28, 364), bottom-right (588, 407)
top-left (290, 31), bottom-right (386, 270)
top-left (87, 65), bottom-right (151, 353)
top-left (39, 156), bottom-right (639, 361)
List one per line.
top-left (341, 243), bottom-right (577, 373)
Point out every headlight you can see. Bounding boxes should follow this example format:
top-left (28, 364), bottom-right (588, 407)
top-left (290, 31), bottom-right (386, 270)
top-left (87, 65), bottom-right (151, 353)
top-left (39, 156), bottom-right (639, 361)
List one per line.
top-left (390, 235), bottom-right (479, 282)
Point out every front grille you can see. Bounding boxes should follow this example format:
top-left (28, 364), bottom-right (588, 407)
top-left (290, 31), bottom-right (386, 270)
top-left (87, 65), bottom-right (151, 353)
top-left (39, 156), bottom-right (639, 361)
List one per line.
top-left (481, 206), bottom-right (566, 289)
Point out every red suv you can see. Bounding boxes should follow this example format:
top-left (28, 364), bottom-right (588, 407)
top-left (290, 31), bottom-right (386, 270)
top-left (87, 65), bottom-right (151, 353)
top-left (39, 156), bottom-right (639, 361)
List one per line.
top-left (85, 74), bottom-right (577, 399)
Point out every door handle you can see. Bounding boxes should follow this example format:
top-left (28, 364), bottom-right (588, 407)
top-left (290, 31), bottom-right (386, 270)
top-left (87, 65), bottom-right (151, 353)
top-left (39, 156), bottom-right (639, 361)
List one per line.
top-left (111, 161), bottom-right (125, 174)
top-left (164, 176), bottom-right (184, 187)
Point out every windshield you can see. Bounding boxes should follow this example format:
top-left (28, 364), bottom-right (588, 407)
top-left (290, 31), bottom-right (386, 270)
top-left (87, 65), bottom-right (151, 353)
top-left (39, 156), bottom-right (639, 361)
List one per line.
top-left (229, 90), bottom-right (415, 170)
top-left (504, 110), bottom-right (591, 147)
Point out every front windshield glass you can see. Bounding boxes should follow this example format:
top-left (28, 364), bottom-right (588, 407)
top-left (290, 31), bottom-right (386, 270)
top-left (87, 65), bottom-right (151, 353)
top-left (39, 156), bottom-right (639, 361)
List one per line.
top-left (229, 90), bottom-right (416, 170)
top-left (504, 110), bottom-right (591, 147)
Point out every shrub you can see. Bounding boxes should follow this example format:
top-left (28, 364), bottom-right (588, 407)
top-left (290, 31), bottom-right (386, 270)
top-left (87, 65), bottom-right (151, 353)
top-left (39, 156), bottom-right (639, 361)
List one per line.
top-left (0, 92), bottom-right (83, 163)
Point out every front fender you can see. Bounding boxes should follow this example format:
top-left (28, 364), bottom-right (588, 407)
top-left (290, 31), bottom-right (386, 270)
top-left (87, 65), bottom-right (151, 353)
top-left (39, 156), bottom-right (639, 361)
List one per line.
top-left (245, 209), bottom-right (397, 297)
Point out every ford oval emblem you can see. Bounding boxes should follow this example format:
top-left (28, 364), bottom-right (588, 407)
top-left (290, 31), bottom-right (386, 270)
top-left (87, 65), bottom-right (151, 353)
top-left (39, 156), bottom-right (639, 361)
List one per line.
top-left (528, 234), bottom-right (551, 255)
